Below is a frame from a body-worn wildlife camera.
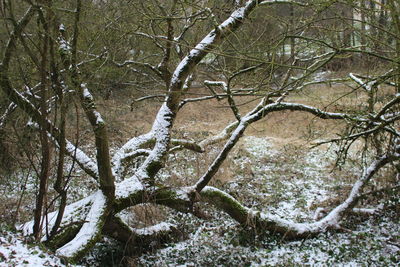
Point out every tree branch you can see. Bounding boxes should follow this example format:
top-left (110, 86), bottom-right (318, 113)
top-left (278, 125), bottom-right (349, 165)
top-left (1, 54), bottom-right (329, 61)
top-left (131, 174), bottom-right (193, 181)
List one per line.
top-left (200, 152), bottom-right (397, 239)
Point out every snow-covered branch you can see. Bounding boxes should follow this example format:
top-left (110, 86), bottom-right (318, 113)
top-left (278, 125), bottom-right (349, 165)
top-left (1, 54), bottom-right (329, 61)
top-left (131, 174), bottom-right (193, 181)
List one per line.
top-left (200, 151), bottom-right (397, 239)
top-left (65, 141), bottom-right (99, 179)
top-left (112, 133), bottom-right (155, 178)
top-left (199, 121), bottom-right (239, 148)
top-left (102, 217), bottom-right (179, 253)
top-left (56, 190), bottom-right (107, 259)
top-left (112, 59), bottom-right (163, 78)
top-left (118, 0), bottom-right (268, 188)
top-left (79, 84), bottom-right (115, 200)
top-left (349, 73), bottom-right (377, 92)
top-left (169, 139), bottom-right (205, 153)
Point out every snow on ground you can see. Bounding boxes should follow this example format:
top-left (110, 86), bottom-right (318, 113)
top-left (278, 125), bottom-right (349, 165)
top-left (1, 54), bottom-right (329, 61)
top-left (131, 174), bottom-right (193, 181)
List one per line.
top-left (228, 136), bottom-right (338, 220)
top-left (1, 135), bottom-right (399, 266)
top-left (137, 210), bottom-right (400, 266)
top-left (136, 136), bottom-right (400, 266)
top-left (0, 231), bottom-right (76, 267)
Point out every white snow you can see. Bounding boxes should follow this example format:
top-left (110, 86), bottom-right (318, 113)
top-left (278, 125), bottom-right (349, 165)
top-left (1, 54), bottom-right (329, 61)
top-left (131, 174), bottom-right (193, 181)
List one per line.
top-left (20, 194), bottom-right (94, 239)
top-left (349, 73), bottom-right (377, 92)
top-left (131, 103), bottom-right (173, 180)
top-left (0, 232), bottom-right (71, 267)
top-left (242, 136), bottom-right (278, 158)
top-left (56, 190), bottom-right (106, 258)
top-left (170, 31), bottom-right (216, 86)
top-left (112, 132), bottom-right (154, 177)
top-left (66, 141), bottom-right (99, 178)
top-left (58, 36), bottom-right (71, 53)
top-left (93, 110), bottom-right (104, 125)
top-left (113, 103), bottom-right (173, 183)
top-left (115, 175), bottom-right (144, 198)
top-left (80, 84), bottom-right (106, 125)
top-left (133, 222), bottom-right (174, 236)
top-left (81, 83), bottom-right (93, 100)
top-left (313, 71), bottom-right (331, 82)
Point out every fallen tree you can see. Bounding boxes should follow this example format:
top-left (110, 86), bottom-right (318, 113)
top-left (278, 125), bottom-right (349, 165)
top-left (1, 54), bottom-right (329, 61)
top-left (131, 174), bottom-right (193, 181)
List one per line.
top-left (1, 0), bottom-right (399, 263)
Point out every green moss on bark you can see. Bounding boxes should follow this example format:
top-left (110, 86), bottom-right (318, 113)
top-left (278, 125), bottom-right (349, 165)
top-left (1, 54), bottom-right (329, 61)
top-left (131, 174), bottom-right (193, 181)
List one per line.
top-left (46, 223), bottom-right (83, 250)
top-left (200, 187), bottom-right (249, 225)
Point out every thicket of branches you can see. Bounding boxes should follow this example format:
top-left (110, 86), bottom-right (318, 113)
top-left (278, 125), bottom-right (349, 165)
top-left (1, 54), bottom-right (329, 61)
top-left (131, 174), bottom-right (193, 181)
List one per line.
top-left (0, 0), bottom-right (399, 263)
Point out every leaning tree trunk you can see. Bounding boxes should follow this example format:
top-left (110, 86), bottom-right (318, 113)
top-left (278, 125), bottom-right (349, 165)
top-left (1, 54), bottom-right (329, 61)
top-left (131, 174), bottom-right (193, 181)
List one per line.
top-left (9, 1), bottom-right (276, 261)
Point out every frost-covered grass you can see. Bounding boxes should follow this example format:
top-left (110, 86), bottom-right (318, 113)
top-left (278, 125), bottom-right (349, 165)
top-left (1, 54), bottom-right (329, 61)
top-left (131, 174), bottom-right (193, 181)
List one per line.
top-left (258, 214), bottom-right (400, 266)
top-left (0, 145), bottom-right (98, 225)
top-left (136, 213), bottom-right (399, 266)
top-left (132, 136), bottom-right (400, 266)
top-left (0, 134), bottom-right (398, 266)
top-left (0, 231), bottom-right (76, 267)
top-left (226, 137), bottom-right (346, 221)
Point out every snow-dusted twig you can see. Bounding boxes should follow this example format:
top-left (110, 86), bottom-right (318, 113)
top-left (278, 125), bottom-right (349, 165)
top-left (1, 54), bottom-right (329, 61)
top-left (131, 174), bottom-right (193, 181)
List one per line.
top-left (199, 121), bottom-right (239, 149)
top-left (349, 69), bottom-right (396, 87)
top-left (174, 10), bottom-right (209, 58)
top-left (0, 102), bottom-right (16, 128)
top-left (0, 82), bottom-right (42, 128)
top-left (374, 92), bottom-right (400, 120)
top-left (204, 80), bottom-right (241, 120)
top-left (112, 59), bottom-right (163, 78)
top-left (65, 141), bottom-right (99, 179)
top-left (295, 50), bottom-right (335, 62)
top-left (349, 73), bottom-right (377, 92)
top-left (260, 0), bottom-right (309, 7)
top-left (112, 132), bottom-right (155, 178)
top-left (133, 94), bottom-right (166, 102)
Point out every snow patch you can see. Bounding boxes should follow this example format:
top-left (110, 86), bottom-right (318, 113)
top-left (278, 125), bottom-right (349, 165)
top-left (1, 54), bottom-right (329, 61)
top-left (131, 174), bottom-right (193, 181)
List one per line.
top-left (115, 176), bottom-right (144, 199)
top-left (0, 232), bottom-right (74, 267)
top-left (134, 222), bottom-right (174, 236)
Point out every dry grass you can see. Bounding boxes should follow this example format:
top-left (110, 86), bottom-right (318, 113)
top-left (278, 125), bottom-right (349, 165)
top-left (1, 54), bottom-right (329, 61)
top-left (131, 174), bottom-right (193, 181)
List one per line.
top-left (90, 79), bottom-right (395, 149)
top-left (124, 204), bottom-right (169, 228)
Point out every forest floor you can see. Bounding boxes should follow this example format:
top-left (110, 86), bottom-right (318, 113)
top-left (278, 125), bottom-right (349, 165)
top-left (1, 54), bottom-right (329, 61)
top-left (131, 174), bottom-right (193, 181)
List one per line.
top-left (134, 136), bottom-right (400, 266)
top-left (0, 72), bottom-right (400, 266)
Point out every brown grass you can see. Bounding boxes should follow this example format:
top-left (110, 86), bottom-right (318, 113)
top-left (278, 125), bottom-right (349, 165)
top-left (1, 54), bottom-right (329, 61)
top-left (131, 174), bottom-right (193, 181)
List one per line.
top-left (88, 78), bottom-right (396, 150)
